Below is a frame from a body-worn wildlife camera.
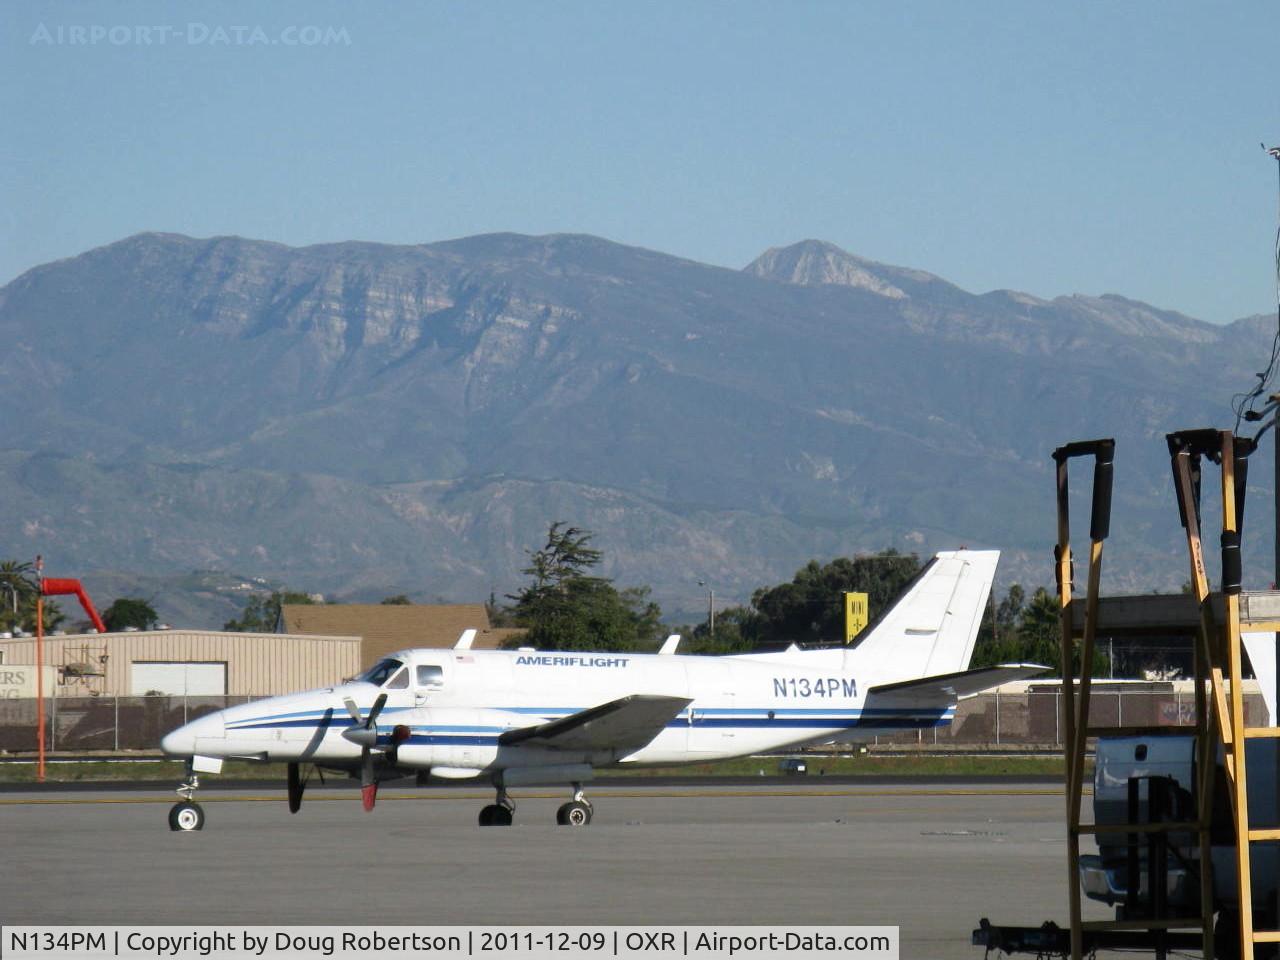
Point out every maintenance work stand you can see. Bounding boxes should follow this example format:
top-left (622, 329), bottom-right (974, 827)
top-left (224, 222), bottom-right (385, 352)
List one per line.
top-left (974, 430), bottom-right (1280, 959)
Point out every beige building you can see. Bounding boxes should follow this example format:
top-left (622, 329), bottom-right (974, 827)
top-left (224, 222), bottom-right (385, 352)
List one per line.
top-left (0, 630), bottom-right (360, 698)
top-left (280, 604), bottom-right (524, 667)
top-left (0, 604), bottom-right (526, 700)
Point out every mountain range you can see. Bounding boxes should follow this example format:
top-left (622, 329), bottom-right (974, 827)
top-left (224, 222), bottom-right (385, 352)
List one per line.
top-left (1, 232), bottom-right (1274, 627)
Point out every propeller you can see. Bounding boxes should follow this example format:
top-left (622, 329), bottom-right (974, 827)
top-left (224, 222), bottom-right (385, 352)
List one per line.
top-left (287, 762), bottom-right (304, 814)
top-left (341, 692), bottom-right (388, 811)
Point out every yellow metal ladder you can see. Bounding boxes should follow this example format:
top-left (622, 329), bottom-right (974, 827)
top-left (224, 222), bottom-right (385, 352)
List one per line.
top-left (1058, 437), bottom-right (1216, 960)
top-left (1168, 428), bottom-right (1280, 958)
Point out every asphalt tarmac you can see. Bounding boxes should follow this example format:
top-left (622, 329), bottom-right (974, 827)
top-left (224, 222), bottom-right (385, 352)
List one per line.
top-left (0, 782), bottom-right (1109, 959)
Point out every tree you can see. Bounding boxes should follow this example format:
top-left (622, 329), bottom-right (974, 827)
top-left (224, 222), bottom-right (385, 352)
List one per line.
top-left (682, 605), bottom-right (760, 655)
top-left (41, 599), bottom-right (68, 633)
top-left (972, 583), bottom-right (1024, 668)
top-left (0, 560), bottom-right (38, 633)
top-left (506, 523), bottom-right (664, 651)
top-left (749, 550), bottom-right (921, 646)
top-left (103, 597), bottom-right (159, 632)
top-left (1010, 587), bottom-right (1061, 669)
top-left (970, 584), bottom-right (1106, 676)
top-left (487, 591), bottom-right (518, 627)
top-left (223, 590), bottom-right (315, 632)
top-left (996, 583), bottom-right (1025, 636)
top-left (380, 595), bottom-right (411, 605)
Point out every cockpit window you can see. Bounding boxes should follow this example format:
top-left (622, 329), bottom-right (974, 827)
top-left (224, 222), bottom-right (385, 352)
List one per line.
top-left (385, 666), bottom-right (409, 689)
top-left (360, 659), bottom-right (404, 687)
top-left (417, 665), bottom-right (444, 688)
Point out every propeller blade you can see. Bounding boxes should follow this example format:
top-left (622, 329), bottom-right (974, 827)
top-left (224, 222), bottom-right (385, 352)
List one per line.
top-left (342, 697), bottom-right (363, 724)
top-left (361, 746), bottom-right (376, 812)
top-left (342, 692), bottom-right (390, 811)
top-left (287, 762), bottom-right (303, 814)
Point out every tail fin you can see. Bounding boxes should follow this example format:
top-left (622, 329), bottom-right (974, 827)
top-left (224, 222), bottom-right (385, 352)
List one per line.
top-left (731, 549), bottom-right (999, 681)
top-left (851, 550), bottom-right (999, 684)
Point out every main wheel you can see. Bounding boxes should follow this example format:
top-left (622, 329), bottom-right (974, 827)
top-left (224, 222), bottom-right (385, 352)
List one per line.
top-left (478, 804), bottom-right (512, 826)
top-left (556, 801), bottom-right (592, 826)
top-left (168, 801), bottom-right (205, 832)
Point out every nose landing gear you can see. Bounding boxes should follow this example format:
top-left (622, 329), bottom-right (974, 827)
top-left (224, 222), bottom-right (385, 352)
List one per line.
top-left (169, 763), bottom-right (206, 831)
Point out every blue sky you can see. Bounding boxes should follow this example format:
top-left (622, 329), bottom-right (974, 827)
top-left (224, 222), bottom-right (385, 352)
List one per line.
top-left (3, 1), bottom-right (1278, 323)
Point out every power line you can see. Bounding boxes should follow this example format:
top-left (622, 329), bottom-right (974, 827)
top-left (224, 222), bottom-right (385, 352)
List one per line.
top-left (1233, 144), bottom-right (1280, 437)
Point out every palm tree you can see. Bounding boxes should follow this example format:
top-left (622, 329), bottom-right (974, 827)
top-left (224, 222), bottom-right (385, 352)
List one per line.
top-left (0, 560), bottom-right (38, 632)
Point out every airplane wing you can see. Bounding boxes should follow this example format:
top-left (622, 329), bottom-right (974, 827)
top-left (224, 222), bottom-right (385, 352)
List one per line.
top-left (498, 694), bottom-right (692, 752)
top-left (866, 663), bottom-right (1049, 702)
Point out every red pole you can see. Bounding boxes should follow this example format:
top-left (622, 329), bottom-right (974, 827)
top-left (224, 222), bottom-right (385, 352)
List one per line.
top-left (35, 555), bottom-right (45, 782)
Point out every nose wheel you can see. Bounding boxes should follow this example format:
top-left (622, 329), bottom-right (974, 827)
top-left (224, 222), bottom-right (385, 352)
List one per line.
top-left (478, 786), bottom-right (515, 826)
top-left (556, 783), bottom-right (593, 826)
top-left (169, 763), bottom-right (205, 831)
top-left (169, 800), bottom-right (205, 831)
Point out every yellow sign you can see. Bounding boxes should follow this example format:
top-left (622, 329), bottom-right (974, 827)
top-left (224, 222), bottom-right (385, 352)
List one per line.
top-left (844, 592), bottom-right (869, 644)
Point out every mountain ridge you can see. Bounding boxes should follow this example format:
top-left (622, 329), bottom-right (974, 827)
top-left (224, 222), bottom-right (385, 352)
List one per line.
top-left (1, 230), bottom-right (1273, 626)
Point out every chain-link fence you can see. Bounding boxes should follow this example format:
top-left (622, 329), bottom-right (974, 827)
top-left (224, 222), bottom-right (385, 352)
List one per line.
top-left (0, 696), bottom-right (259, 752)
top-left (867, 688), bottom-right (1270, 747)
top-left (1, 688), bottom-right (1270, 753)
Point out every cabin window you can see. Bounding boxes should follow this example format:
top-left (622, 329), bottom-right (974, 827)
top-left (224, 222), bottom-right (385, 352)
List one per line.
top-left (417, 665), bottom-right (444, 688)
top-left (385, 666), bottom-right (410, 689)
top-left (360, 659), bottom-right (404, 687)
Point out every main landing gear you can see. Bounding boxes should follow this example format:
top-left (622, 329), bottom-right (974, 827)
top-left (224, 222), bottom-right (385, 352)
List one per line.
top-left (169, 763), bottom-right (206, 832)
top-left (478, 786), bottom-right (515, 826)
top-left (476, 781), bottom-right (594, 827)
top-left (556, 783), bottom-right (592, 826)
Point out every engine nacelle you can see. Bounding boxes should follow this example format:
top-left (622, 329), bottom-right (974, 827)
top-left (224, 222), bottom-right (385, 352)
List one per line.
top-left (390, 706), bottom-right (529, 771)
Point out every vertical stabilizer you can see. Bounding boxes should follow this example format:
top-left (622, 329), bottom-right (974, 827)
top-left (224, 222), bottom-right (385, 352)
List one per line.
top-left (848, 550), bottom-right (998, 685)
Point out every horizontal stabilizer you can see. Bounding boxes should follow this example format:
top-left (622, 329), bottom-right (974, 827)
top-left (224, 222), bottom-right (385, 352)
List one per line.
top-left (499, 694), bottom-right (692, 753)
top-left (867, 663), bottom-right (1049, 703)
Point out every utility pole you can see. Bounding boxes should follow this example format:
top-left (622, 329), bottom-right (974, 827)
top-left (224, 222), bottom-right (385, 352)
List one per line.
top-left (1259, 142), bottom-right (1280, 938)
top-left (697, 580), bottom-right (714, 640)
top-left (35, 554), bottom-right (45, 783)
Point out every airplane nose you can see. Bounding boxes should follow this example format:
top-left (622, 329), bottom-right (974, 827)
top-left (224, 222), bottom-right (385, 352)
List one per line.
top-left (160, 711), bottom-right (225, 756)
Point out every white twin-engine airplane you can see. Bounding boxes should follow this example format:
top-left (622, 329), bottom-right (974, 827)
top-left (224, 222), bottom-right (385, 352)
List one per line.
top-left (160, 549), bottom-right (1044, 831)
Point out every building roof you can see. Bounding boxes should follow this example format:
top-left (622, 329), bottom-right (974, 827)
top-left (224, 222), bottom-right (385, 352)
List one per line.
top-left (279, 604), bottom-right (512, 666)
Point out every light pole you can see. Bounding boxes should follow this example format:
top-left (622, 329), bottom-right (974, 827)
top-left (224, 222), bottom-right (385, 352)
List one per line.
top-left (697, 580), bottom-right (714, 640)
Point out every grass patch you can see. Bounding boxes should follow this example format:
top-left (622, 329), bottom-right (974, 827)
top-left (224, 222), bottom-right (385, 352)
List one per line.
top-left (607, 754), bottom-right (1069, 778)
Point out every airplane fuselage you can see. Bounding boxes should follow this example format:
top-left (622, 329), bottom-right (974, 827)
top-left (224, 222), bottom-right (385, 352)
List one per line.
top-left (163, 645), bottom-right (953, 776)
